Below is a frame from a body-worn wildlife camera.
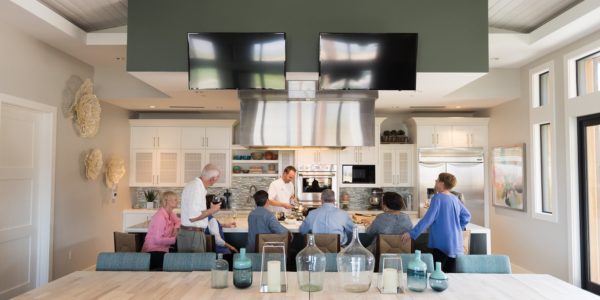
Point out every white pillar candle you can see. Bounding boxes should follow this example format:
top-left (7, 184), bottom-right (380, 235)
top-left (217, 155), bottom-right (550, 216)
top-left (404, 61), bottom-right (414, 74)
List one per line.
top-left (382, 268), bottom-right (398, 293)
top-left (267, 260), bottom-right (281, 292)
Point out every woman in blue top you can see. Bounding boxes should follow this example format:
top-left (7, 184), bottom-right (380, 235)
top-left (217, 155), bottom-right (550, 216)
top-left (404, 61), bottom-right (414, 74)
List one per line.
top-left (402, 172), bottom-right (471, 272)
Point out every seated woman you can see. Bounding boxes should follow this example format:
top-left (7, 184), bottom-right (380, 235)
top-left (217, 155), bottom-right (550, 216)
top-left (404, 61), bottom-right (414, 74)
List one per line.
top-left (365, 192), bottom-right (413, 253)
top-left (142, 191), bottom-right (181, 270)
top-left (206, 195), bottom-right (238, 264)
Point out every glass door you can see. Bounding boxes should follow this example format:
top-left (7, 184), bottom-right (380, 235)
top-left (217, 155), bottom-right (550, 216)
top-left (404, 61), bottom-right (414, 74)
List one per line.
top-left (578, 113), bottom-right (600, 295)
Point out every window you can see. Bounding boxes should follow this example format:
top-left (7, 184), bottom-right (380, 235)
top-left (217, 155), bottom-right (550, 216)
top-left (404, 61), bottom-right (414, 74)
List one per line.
top-left (539, 123), bottom-right (553, 214)
top-left (538, 71), bottom-right (549, 107)
top-left (577, 50), bottom-right (600, 96)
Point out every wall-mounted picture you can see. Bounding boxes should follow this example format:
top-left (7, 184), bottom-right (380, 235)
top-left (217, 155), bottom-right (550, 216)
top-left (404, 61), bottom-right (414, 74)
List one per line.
top-left (492, 144), bottom-right (526, 211)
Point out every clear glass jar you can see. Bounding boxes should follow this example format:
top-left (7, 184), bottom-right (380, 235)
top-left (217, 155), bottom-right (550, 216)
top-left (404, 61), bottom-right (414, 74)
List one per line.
top-left (211, 253), bottom-right (229, 289)
top-left (233, 248), bottom-right (253, 289)
top-left (336, 226), bottom-right (375, 292)
top-left (407, 250), bottom-right (428, 292)
top-left (296, 234), bottom-right (326, 292)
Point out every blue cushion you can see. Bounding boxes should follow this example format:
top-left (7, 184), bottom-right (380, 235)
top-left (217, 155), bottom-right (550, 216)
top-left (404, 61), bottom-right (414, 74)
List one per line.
top-left (455, 255), bottom-right (512, 274)
top-left (324, 253), bottom-right (337, 272)
top-left (378, 253), bottom-right (435, 273)
top-left (163, 253), bottom-right (216, 271)
top-left (96, 252), bottom-right (150, 271)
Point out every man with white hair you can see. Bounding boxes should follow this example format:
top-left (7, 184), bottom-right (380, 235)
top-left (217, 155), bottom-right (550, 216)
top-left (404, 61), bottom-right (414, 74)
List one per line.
top-left (178, 164), bottom-right (221, 252)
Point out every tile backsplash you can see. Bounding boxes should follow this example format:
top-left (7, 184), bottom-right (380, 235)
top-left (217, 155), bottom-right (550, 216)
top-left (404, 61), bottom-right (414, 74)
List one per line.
top-left (340, 187), bottom-right (415, 211)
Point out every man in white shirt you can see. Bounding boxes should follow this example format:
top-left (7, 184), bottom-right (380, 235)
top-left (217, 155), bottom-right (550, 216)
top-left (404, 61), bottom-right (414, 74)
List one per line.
top-left (178, 164), bottom-right (221, 252)
top-left (267, 166), bottom-right (296, 213)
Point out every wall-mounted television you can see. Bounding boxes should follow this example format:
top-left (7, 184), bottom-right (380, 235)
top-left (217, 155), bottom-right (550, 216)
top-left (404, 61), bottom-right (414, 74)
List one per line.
top-left (319, 33), bottom-right (418, 90)
top-left (188, 32), bottom-right (286, 90)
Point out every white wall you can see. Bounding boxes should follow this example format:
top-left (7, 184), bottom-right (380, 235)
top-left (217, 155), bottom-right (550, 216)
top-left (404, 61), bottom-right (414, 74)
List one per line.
top-left (478, 28), bottom-right (600, 283)
top-left (0, 21), bottom-right (131, 279)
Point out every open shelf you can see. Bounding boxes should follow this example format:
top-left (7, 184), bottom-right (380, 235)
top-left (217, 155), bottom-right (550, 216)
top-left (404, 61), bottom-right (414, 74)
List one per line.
top-left (232, 160), bottom-right (279, 163)
top-left (232, 173), bottom-right (279, 177)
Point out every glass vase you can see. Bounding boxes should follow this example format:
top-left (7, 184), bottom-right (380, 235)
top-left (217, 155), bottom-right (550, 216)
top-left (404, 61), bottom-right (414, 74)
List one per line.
top-left (296, 234), bottom-right (326, 292)
top-left (407, 250), bottom-right (427, 292)
top-left (233, 248), bottom-right (253, 289)
top-left (429, 261), bottom-right (448, 292)
top-left (336, 226), bottom-right (375, 293)
top-left (211, 253), bottom-right (229, 289)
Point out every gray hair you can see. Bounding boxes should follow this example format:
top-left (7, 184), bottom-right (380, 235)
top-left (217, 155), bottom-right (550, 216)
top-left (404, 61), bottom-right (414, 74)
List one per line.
top-left (321, 189), bottom-right (335, 203)
top-left (200, 164), bottom-right (221, 180)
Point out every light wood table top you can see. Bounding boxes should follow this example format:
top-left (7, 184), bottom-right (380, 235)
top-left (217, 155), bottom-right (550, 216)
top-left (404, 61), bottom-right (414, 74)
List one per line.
top-left (15, 271), bottom-right (598, 300)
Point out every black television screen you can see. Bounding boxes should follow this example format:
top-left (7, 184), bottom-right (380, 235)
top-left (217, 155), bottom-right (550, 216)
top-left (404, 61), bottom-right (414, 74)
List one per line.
top-left (188, 33), bottom-right (286, 90)
top-left (319, 33), bottom-right (418, 90)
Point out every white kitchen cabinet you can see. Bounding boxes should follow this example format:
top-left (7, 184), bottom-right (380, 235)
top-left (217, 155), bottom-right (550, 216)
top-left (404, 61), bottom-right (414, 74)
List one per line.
top-left (181, 127), bottom-right (231, 150)
top-left (129, 120), bottom-right (236, 187)
top-left (378, 145), bottom-right (414, 187)
top-left (130, 127), bottom-right (181, 149)
top-left (130, 149), bottom-right (180, 187)
top-left (297, 150), bottom-right (338, 167)
top-left (412, 118), bottom-right (489, 149)
top-left (339, 147), bottom-right (378, 165)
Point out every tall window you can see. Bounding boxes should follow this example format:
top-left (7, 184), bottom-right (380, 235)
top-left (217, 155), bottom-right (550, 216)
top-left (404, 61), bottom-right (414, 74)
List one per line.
top-left (538, 71), bottom-right (549, 107)
top-left (577, 50), bottom-right (600, 96)
top-left (539, 123), bottom-right (553, 214)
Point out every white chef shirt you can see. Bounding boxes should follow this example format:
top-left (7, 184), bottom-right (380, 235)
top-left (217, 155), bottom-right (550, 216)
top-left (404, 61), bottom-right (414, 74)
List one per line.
top-left (268, 178), bottom-right (294, 213)
top-left (180, 178), bottom-right (208, 228)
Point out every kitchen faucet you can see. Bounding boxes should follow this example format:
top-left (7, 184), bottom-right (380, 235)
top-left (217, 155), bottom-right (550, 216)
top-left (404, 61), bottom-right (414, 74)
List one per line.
top-left (247, 185), bottom-right (257, 203)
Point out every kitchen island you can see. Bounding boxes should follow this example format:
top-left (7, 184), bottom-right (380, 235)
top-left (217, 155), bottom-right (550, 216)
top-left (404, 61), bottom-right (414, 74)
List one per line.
top-left (124, 209), bottom-right (491, 255)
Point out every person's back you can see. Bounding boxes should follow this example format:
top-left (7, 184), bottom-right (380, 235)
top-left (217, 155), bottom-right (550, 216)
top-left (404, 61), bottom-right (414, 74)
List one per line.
top-left (246, 191), bottom-right (288, 252)
top-left (365, 192), bottom-right (412, 252)
top-left (300, 202), bottom-right (354, 245)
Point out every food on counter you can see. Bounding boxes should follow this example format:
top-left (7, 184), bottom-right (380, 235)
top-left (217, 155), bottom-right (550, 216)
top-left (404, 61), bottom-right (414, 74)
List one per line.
top-left (351, 213), bottom-right (376, 226)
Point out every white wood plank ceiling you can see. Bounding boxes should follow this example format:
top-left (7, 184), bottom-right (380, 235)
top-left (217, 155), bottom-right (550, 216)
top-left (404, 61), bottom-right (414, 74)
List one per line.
top-left (39, 0), bottom-right (127, 32)
top-left (489, 0), bottom-right (582, 33)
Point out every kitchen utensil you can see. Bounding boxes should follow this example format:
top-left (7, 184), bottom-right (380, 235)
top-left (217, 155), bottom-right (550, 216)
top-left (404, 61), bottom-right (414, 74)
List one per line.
top-left (368, 188), bottom-right (384, 208)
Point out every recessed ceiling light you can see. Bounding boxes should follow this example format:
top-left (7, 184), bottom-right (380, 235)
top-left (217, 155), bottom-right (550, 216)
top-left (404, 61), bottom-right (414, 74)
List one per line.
top-left (149, 105), bottom-right (156, 108)
top-left (455, 106), bottom-right (462, 109)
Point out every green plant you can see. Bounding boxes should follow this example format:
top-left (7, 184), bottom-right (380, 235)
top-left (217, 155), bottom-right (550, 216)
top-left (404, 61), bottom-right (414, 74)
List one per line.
top-left (143, 190), bottom-right (158, 202)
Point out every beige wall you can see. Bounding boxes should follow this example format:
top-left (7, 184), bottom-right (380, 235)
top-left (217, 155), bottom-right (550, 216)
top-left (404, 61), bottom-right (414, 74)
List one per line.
top-left (0, 21), bottom-right (131, 279)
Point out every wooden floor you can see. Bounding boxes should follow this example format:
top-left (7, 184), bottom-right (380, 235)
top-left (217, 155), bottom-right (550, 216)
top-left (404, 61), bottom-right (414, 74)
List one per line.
top-left (14, 271), bottom-right (599, 299)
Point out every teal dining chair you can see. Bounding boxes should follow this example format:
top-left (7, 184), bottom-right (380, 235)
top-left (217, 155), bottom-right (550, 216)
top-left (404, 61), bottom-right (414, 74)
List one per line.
top-left (378, 253), bottom-right (435, 273)
top-left (324, 253), bottom-right (338, 272)
top-left (455, 255), bottom-right (512, 274)
top-left (162, 253), bottom-right (217, 271)
top-left (96, 252), bottom-right (150, 271)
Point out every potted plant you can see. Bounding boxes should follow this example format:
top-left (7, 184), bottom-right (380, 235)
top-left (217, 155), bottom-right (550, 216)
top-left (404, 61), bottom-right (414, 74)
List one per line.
top-left (143, 190), bottom-right (158, 209)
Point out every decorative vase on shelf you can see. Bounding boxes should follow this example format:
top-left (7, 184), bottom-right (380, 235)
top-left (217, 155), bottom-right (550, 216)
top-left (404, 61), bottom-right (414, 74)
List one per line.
top-left (336, 226), bottom-right (375, 293)
top-left (407, 250), bottom-right (428, 292)
top-left (212, 253), bottom-right (229, 289)
top-left (233, 248), bottom-right (253, 289)
top-left (296, 234), bottom-right (326, 292)
top-left (429, 262), bottom-right (448, 292)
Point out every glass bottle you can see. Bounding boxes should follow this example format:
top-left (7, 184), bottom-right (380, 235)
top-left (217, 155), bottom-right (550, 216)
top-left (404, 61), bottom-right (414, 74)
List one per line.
top-left (429, 262), bottom-right (448, 292)
top-left (233, 248), bottom-right (253, 289)
top-left (296, 234), bottom-right (326, 292)
top-left (212, 253), bottom-right (229, 289)
top-left (407, 250), bottom-right (427, 292)
top-left (336, 226), bottom-right (375, 293)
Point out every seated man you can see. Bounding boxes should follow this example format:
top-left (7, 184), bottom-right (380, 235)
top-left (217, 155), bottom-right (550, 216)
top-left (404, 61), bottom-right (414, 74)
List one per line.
top-left (299, 189), bottom-right (355, 246)
top-left (246, 190), bottom-right (289, 252)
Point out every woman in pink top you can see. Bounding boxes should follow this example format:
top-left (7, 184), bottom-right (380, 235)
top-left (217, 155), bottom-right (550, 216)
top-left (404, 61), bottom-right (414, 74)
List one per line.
top-left (142, 191), bottom-right (181, 270)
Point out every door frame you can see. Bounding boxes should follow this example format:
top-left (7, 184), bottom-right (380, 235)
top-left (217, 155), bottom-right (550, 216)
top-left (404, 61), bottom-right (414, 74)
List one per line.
top-left (577, 112), bottom-right (600, 294)
top-left (0, 93), bottom-right (56, 286)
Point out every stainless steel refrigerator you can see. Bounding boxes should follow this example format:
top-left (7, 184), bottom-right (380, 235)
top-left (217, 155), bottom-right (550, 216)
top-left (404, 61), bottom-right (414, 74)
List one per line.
top-left (418, 148), bottom-right (485, 226)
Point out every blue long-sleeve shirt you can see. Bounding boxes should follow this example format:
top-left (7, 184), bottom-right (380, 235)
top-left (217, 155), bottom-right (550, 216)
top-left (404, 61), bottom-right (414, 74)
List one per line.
top-left (299, 203), bottom-right (355, 245)
top-left (246, 206), bottom-right (289, 252)
top-left (409, 193), bottom-right (471, 258)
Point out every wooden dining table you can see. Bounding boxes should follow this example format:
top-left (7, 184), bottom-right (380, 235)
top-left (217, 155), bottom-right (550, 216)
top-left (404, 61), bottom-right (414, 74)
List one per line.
top-left (14, 271), bottom-right (599, 299)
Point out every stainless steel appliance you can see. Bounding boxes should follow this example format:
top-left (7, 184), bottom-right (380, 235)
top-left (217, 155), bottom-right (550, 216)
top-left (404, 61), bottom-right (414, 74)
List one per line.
top-left (341, 164), bottom-right (376, 184)
top-left (368, 188), bottom-right (384, 209)
top-left (296, 164), bottom-right (337, 207)
top-left (418, 148), bottom-right (485, 226)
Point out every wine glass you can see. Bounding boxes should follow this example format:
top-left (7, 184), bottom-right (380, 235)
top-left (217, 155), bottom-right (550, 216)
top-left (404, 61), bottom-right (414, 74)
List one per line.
top-left (232, 209), bottom-right (238, 224)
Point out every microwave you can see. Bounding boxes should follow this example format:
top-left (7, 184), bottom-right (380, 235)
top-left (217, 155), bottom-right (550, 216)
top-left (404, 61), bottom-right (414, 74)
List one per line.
top-left (341, 165), bottom-right (376, 184)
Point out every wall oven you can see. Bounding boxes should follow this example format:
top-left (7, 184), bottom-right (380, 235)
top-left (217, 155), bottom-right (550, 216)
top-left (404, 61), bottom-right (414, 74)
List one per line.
top-left (296, 164), bottom-right (337, 207)
top-left (341, 164), bottom-right (376, 184)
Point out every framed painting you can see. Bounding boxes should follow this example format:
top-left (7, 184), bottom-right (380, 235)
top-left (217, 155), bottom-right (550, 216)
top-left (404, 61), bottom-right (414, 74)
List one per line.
top-left (492, 144), bottom-right (526, 211)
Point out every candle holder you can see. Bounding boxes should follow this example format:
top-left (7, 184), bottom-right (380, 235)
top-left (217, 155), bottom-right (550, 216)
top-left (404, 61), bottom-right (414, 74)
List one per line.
top-left (259, 242), bottom-right (287, 293)
top-left (377, 253), bottom-right (405, 294)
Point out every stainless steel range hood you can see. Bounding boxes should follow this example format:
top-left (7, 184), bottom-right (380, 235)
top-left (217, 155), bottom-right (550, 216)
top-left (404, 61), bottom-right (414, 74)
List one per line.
top-left (239, 90), bottom-right (376, 147)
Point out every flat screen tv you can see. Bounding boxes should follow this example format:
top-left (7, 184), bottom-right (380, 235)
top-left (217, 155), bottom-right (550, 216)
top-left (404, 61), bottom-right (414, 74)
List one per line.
top-left (188, 32), bottom-right (286, 90)
top-left (319, 33), bottom-right (418, 90)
